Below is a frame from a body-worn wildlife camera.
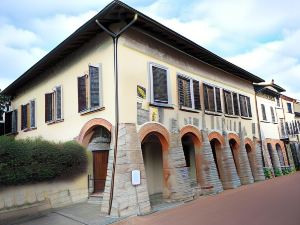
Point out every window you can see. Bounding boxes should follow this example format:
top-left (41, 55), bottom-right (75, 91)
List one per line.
top-left (270, 107), bottom-right (276, 123)
top-left (4, 110), bottom-right (17, 134)
top-left (45, 86), bottom-right (63, 123)
top-left (78, 64), bottom-right (102, 112)
top-left (223, 90), bottom-right (239, 116)
top-left (261, 104), bottom-right (267, 121)
top-left (21, 100), bottom-right (36, 130)
top-left (287, 102), bottom-right (293, 113)
top-left (177, 74), bottom-right (201, 110)
top-left (203, 84), bottom-right (222, 113)
top-left (239, 95), bottom-right (252, 117)
top-left (149, 63), bottom-right (171, 106)
top-left (275, 97), bottom-right (281, 107)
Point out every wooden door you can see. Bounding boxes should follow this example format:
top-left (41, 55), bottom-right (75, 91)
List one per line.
top-left (93, 150), bottom-right (109, 193)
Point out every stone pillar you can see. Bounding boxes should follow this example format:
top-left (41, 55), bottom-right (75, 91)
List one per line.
top-left (285, 143), bottom-right (295, 169)
top-left (103, 123), bottom-right (151, 217)
top-left (221, 131), bottom-right (241, 189)
top-left (200, 129), bottom-right (223, 194)
top-left (167, 132), bottom-right (194, 201)
top-left (238, 127), bottom-right (254, 185)
top-left (270, 145), bottom-right (283, 176)
top-left (252, 138), bottom-right (265, 181)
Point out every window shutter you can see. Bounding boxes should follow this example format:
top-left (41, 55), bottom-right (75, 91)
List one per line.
top-left (21, 104), bottom-right (28, 130)
top-left (89, 65), bottom-right (100, 108)
top-left (224, 90), bottom-right (233, 115)
top-left (30, 101), bottom-right (35, 128)
top-left (204, 84), bottom-right (215, 111)
top-left (12, 109), bottom-right (17, 133)
top-left (193, 80), bottom-right (201, 110)
top-left (56, 86), bottom-right (62, 120)
top-left (152, 66), bottom-right (168, 103)
top-left (45, 93), bottom-right (53, 122)
top-left (177, 77), bottom-right (184, 107)
top-left (240, 95), bottom-right (248, 117)
top-left (246, 97), bottom-right (252, 117)
top-left (270, 107), bottom-right (275, 123)
top-left (215, 87), bottom-right (222, 113)
top-left (261, 104), bottom-right (267, 121)
top-left (285, 122), bottom-right (290, 135)
top-left (4, 111), bottom-right (12, 134)
top-left (78, 75), bottom-right (87, 112)
top-left (233, 93), bottom-right (239, 116)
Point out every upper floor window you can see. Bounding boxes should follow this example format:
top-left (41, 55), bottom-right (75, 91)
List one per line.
top-left (45, 86), bottom-right (63, 123)
top-left (261, 104), bottom-right (267, 121)
top-left (287, 102), bottom-right (293, 113)
top-left (239, 95), bottom-right (252, 118)
top-left (270, 106), bottom-right (277, 123)
top-left (223, 90), bottom-right (239, 116)
top-left (4, 110), bottom-right (17, 135)
top-left (149, 63), bottom-right (171, 106)
top-left (203, 83), bottom-right (222, 113)
top-left (78, 64), bottom-right (103, 112)
top-left (177, 74), bottom-right (201, 111)
top-left (21, 100), bottom-right (36, 130)
top-left (275, 96), bottom-right (281, 107)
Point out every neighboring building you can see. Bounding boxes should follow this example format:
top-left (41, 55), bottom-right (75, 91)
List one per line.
top-left (254, 81), bottom-right (290, 176)
top-left (1, 0), bottom-right (292, 217)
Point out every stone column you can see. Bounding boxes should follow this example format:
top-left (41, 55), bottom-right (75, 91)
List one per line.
top-left (167, 132), bottom-right (194, 201)
top-left (221, 131), bottom-right (241, 189)
top-left (270, 145), bottom-right (283, 176)
top-left (252, 138), bottom-right (265, 181)
top-left (200, 129), bottom-right (223, 194)
top-left (285, 143), bottom-right (295, 169)
top-left (238, 127), bottom-right (254, 185)
top-left (103, 123), bottom-right (151, 217)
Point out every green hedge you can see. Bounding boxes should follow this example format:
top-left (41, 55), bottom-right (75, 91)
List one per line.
top-left (0, 136), bottom-right (87, 185)
top-left (263, 167), bottom-right (273, 179)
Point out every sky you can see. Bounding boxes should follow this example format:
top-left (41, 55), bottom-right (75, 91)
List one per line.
top-left (0, 0), bottom-right (300, 99)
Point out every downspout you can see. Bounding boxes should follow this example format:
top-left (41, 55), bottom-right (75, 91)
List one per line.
top-left (95, 14), bottom-right (138, 215)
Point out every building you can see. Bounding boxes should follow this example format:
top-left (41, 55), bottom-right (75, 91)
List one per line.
top-left (254, 81), bottom-right (291, 177)
top-left (1, 0), bottom-right (285, 217)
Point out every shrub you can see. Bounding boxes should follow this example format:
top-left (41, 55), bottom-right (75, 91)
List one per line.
top-left (0, 136), bottom-right (87, 186)
top-left (263, 167), bottom-right (273, 179)
top-left (274, 168), bottom-right (282, 177)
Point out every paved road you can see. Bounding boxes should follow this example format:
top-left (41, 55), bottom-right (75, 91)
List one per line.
top-left (117, 172), bottom-right (300, 225)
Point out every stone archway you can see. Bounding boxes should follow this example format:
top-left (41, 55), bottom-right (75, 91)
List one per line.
top-left (228, 133), bottom-right (241, 177)
top-left (138, 123), bottom-right (171, 205)
top-left (180, 125), bottom-right (203, 187)
top-left (276, 143), bottom-right (285, 167)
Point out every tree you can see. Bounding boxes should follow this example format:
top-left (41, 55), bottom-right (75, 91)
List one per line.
top-left (0, 89), bottom-right (10, 121)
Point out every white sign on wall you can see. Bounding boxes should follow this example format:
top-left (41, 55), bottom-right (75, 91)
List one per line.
top-left (131, 170), bottom-right (141, 186)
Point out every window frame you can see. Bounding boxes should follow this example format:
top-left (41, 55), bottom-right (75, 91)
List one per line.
top-left (223, 89), bottom-right (240, 117)
top-left (239, 94), bottom-right (252, 118)
top-left (45, 85), bottom-right (63, 124)
top-left (203, 82), bottom-right (223, 114)
top-left (21, 99), bottom-right (36, 131)
top-left (177, 73), bottom-right (201, 112)
top-left (148, 62), bottom-right (172, 107)
top-left (287, 102), bottom-right (293, 114)
top-left (78, 64), bottom-right (103, 113)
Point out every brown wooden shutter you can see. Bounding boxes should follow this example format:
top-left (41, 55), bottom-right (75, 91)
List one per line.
top-left (152, 66), bottom-right (168, 103)
top-left (240, 95), bottom-right (248, 117)
top-left (204, 84), bottom-right (215, 111)
top-left (215, 87), bottom-right (222, 113)
top-left (246, 96), bottom-right (252, 117)
top-left (233, 93), bottom-right (239, 116)
top-left (45, 93), bottom-right (53, 122)
top-left (178, 76), bottom-right (184, 107)
top-left (89, 66), bottom-right (100, 108)
top-left (224, 90), bottom-right (233, 115)
top-left (56, 86), bottom-right (62, 119)
top-left (193, 80), bottom-right (201, 110)
top-left (78, 75), bottom-right (87, 112)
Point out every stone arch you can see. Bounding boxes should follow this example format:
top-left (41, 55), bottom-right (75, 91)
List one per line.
top-left (228, 133), bottom-right (241, 147)
top-left (138, 122), bottom-right (170, 151)
top-left (244, 138), bottom-right (256, 179)
top-left (78, 118), bottom-right (113, 147)
top-left (180, 125), bottom-right (203, 186)
top-left (245, 138), bottom-right (255, 152)
top-left (228, 133), bottom-right (241, 177)
top-left (208, 131), bottom-right (225, 147)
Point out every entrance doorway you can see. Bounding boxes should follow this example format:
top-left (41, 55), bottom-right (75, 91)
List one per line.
top-left (210, 138), bottom-right (223, 182)
top-left (93, 151), bottom-right (109, 192)
top-left (141, 133), bottom-right (164, 206)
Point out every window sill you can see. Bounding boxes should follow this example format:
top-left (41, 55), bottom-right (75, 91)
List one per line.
top-left (205, 110), bottom-right (222, 116)
top-left (80, 106), bottom-right (105, 115)
top-left (46, 119), bottom-right (64, 125)
top-left (224, 114), bottom-right (239, 118)
top-left (149, 102), bottom-right (174, 109)
top-left (261, 120), bottom-right (271, 123)
top-left (22, 127), bottom-right (37, 132)
top-left (241, 116), bottom-right (252, 120)
top-left (180, 106), bottom-right (201, 113)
